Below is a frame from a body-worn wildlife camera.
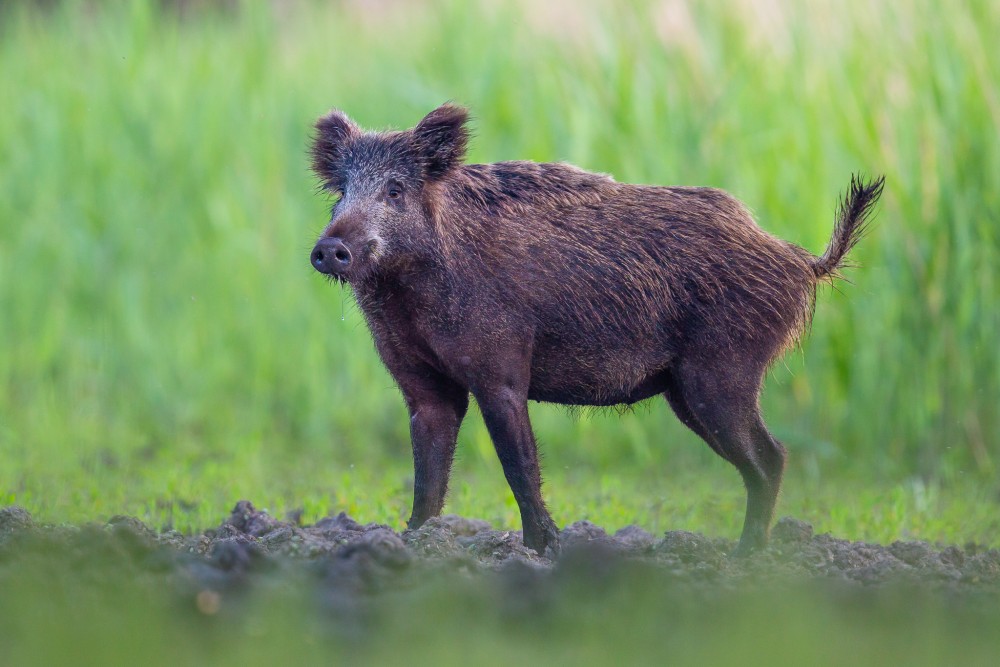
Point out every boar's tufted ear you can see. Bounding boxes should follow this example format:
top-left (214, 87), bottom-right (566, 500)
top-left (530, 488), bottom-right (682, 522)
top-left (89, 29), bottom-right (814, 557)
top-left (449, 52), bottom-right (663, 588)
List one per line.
top-left (412, 103), bottom-right (469, 180)
top-left (311, 109), bottom-right (361, 185)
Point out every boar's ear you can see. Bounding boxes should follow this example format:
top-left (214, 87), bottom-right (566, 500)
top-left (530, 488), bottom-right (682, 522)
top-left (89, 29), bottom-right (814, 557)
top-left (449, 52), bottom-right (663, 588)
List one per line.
top-left (311, 109), bottom-right (361, 185)
top-left (413, 103), bottom-right (469, 180)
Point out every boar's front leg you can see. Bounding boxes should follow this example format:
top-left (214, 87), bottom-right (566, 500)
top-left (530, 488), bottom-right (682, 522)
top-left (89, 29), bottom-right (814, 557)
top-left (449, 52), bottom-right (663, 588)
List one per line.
top-left (476, 385), bottom-right (560, 556)
top-left (401, 373), bottom-right (469, 529)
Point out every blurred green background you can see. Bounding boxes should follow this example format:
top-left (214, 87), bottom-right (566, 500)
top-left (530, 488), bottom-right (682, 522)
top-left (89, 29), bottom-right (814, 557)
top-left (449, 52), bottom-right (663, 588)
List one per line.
top-left (1, 0), bottom-right (998, 543)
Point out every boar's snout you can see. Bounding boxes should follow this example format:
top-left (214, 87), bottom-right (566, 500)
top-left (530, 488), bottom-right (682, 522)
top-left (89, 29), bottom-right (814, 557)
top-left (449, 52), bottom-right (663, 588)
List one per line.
top-left (311, 237), bottom-right (353, 275)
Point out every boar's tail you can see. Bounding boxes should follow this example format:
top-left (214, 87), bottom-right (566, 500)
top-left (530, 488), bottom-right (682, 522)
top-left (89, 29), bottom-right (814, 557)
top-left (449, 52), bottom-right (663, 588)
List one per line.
top-left (812, 174), bottom-right (885, 281)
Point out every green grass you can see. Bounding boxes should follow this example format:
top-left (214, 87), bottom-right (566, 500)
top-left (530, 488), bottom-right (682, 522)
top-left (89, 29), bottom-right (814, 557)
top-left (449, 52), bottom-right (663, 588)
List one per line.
top-left (6, 438), bottom-right (999, 547)
top-left (4, 530), bottom-right (999, 667)
top-left (2, 0), bottom-right (999, 550)
top-left (3, 538), bottom-right (1000, 667)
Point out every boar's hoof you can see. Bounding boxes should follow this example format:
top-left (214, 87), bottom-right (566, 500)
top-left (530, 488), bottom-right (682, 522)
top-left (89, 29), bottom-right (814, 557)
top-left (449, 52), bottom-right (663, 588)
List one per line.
top-left (732, 529), bottom-right (768, 558)
top-left (523, 520), bottom-right (561, 558)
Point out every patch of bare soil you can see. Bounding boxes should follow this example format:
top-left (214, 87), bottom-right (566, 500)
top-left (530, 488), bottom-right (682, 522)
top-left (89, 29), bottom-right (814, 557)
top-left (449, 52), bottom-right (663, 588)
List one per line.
top-left (2, 502), bottom-right (998, 610)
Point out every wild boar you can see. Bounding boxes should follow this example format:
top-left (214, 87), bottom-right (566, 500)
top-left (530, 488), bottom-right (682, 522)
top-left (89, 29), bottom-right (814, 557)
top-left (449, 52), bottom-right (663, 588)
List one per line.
top-left (309, 103), bottom-right (884, 556)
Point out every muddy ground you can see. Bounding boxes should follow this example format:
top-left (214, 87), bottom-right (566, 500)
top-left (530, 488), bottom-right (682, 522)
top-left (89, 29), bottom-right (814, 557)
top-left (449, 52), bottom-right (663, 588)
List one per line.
top-left (2, 501), bottom-right (999, 619)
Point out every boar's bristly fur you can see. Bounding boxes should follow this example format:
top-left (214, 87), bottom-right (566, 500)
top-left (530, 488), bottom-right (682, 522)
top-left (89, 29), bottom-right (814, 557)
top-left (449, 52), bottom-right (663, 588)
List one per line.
top-left (308, 103), bottom-right (885, 557)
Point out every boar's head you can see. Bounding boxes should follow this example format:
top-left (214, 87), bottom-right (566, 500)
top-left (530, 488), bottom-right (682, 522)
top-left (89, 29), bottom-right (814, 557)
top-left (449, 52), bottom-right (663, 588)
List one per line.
top-left (309, 104), bottom-right (468, 282)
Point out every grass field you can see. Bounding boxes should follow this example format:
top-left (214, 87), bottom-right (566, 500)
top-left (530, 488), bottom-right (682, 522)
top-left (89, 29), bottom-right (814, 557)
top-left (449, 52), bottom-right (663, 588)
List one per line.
top-left (1, 1), bottom-right (999, 662)
top-left (2, 0), bottom-right (997, 541)
top-left (3, 526), bottom-right (998, 667)
top-left (3, 524), bottom-right (997, 667)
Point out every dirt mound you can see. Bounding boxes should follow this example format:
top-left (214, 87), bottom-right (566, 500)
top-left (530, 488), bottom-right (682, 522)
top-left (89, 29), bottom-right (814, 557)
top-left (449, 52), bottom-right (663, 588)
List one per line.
top-left (2, 502), bottom-right (998, 603)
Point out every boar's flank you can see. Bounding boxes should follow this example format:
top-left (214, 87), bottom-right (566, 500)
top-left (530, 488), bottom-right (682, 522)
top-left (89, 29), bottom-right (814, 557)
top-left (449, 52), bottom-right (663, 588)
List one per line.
top-left (309, 103), bottom-right (884, 557)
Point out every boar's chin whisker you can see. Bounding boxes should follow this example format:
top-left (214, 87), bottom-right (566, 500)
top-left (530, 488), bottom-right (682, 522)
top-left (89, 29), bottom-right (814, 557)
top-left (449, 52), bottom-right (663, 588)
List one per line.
top-left (322, 273), bottom-right (347, 286)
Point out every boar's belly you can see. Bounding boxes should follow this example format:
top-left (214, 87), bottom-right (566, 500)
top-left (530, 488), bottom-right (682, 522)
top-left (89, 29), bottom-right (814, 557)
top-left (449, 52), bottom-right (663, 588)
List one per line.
top-left (526, 348), bottom-right (670, 407)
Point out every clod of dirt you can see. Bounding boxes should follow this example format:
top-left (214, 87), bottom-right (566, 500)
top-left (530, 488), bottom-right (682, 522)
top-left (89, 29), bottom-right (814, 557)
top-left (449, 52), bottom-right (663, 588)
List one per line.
top-left (224, 500), bottom-right (283, 537)
top-left (0, 506), bottom-right (33, 533)
top-left (402, 518), bottom-right (466, 560)
top-left (963, 550), bottom-right (1000, 582)
top-left (772, 516), bottom-right (814, 544)
top-left (314, 511), bottom-right (364, 534)
top-left (613, 525), bottom-right (657, 552)
top-left (831, 542), bottom-right (904, 571)
top-left (656, 530), bottom-right (728, 566)
top-left (349, 528), bottom-right (410, 565)
top-left (466, 530), bottom-right (546, 567)
top-left (889, 540), bottom-right (935, 566)
top-left (433, 514), bottom-right (491, 537)
top-left (560, 520), bottom-right (612, 550)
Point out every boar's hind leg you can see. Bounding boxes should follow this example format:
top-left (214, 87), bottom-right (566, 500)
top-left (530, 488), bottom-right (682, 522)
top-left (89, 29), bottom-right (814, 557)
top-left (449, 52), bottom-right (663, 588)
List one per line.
top-left (476, 385), bottom-right (560, 556)
top-left (403, 375), bottom-right (469, 530)
top-left (665, 363), bottom-right (786, 556)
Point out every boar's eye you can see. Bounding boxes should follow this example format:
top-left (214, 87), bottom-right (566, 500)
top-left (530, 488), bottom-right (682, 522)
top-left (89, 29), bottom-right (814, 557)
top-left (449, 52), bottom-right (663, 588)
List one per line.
top-left (386, 182), bottom-right (403, 200)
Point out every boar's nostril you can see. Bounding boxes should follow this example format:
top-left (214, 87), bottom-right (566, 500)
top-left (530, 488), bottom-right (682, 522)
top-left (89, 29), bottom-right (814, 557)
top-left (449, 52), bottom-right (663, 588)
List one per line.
top-left (331, 240), bottom-right (352, 267)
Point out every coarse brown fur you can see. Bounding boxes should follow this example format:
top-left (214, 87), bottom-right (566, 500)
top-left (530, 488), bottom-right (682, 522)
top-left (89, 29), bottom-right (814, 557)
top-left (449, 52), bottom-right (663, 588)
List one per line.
top-left (309, 103), bottom-right (885, 556)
